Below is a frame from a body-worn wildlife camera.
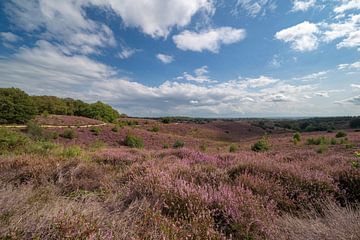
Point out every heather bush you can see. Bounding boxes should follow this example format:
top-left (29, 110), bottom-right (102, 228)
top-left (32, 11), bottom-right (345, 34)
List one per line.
top-left (60, 129), bottom-right (76, 139)
top-left (90, 126), bottom-right (101, 135)
top-left (335, 131), bottom-right (347, 138)
top-left (124, 134), bottom-right (144, 148)
top-left (173, 140), bottom-right (184, 149)
top-left (229, 144), bottom-right (238, 153)
top-left (199, 144), bottom-right (207, 152)
top-left (251, 137), bottom-right (270, 152)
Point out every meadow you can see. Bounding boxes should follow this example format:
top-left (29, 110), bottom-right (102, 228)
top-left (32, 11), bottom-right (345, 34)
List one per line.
top-left (0, 115), bottom-right (359, 239)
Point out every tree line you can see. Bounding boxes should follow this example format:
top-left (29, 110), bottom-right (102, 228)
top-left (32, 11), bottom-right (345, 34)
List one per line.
top-left (0, 88), bottom-right (120, 124)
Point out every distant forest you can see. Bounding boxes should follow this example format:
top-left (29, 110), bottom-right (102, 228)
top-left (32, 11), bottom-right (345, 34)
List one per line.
top-left (0, 88), bottom-right (120, 124)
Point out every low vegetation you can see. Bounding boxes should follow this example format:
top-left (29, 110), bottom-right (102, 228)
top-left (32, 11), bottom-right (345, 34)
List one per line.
top-left (124, 134), bottom-right (144, 148)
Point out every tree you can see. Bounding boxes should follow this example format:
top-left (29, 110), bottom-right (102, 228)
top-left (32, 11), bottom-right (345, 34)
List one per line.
top-left (82, 101), bottom-right (120, 123)
top-left (0, 88), bottom-right (37, 124)
top-left (350, 117), bottom-right (360, 129)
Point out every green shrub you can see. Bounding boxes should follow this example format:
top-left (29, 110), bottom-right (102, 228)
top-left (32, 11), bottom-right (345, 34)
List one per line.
top-left (60, 146), bottom-right (83, 158)
top-left (163, 143), bottom-right (169, 149)
top-left (60, 129), bottom-right (76, 139)
top-left (345, 144), bottom-right (354, 149)
top-left (90, 126), bottom-right (101, 136)
top-left (124, 134), bottom-right (144, 148)
top-left (293, 132), bottom-right (301, 143)
top-left (161, 117), bottom-right (171, 124)
top-left (330, 138), bottom-right (337, 145)
top-left (229, 144), bottom-right (238, 153)
top-left (251, 137), bottom-right (270, 152)
top-left (29, 141), bottom-right (58, 155)
top-left (173, 140), bottom-right (185, 149)
top-left (336, 131), bottom-right (347, 138)
top-left (0, 128), bottom-right (30, 153)
top-left (149, 126), bottom-right (160, 132)
top-left (26, 121), bottom-right (44, 140)
top-left (307, 136), bottom-right (327, 145)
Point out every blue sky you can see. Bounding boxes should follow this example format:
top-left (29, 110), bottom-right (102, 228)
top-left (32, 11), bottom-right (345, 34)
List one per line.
top-left (0, 0), bottom-right (359, 117)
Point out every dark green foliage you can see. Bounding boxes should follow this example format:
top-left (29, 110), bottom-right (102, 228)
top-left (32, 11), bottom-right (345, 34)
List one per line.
top-left (330, 138), bottom-right (337, 145)
top-left (161, 117), bottom-right (171, 124)
top-left (350, 117), bottom-right (360, 128)
top-left (173, 140), bottom-right (185, 149)
top-left (0, 88), bottom-right (37, 124)
top-left (335, 131), bottom-right (347, 138)
top-left (229, 144), bottom-right (238, 153)
top-left (90, 126), bottom-right (101, 136)
top-left (251, 137), bottom-right (270, 152)
top-left (124, 134), bottom-right (144, 148)
top-left (32, 96), bottom-right (69, 115)
top-left (60, 129), bottom-right (76, 139)
top-left (81, 101), bottom-right (120, 123)
top-left (163, 143), bottom-right (169, 149)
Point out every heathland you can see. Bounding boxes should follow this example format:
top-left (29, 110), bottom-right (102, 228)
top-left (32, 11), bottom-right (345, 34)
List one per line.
top-left (0, 88), bottom-right (359, 239)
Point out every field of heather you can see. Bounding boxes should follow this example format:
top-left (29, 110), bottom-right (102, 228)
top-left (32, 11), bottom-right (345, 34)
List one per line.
top-left (0, 116), bottom-right (359, 239)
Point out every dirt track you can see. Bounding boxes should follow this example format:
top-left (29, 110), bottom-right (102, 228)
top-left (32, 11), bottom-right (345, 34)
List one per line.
top-left (1, 123), bottom-right (107, 129)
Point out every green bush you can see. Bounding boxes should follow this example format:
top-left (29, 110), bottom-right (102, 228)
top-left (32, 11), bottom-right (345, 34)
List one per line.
top-left (173, 140), bottom-right (185, 149)
top-left (336, 131), bottom-right (347, 138)
top-left (0, 128), bottom-right (30, 153)
top-left (90, 126), bottom-right (101, 136)
top-left (149, 126), bottom-right (160, 132)
top-left (26, 121), bottom-right (44, 140)
top-left (229, 144), bottom-right (238, 153)
top-left (124, 134), bottom-right (144, 148)
top-left (81, 101), bottom-right (120, 123)
top-left (345, 144), bottom-right (354, 149)
top-left (251, 137), bottom-right (270, 152)
top-left (60, 146), bottom-right (83, 158)
top-left (293, 132), bottom-right (301, 143)
top-left (60, 129), bottom-right (76, 139)
top-left (161, 117), bottom-right (171, 124)
top-left (306, 136), bottom-right (327, 145)
top-left (0, 88), bottom-right (37, 124)
top-left (199, 144), bottom-right (207, 152)
top-left (330, 138), bottom-right (337, 145)
top-left (163, 143), bottom-right (169, 149)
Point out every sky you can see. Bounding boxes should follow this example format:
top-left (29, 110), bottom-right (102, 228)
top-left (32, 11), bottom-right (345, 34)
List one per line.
top-left (0, 0), bottom-right (359, 118)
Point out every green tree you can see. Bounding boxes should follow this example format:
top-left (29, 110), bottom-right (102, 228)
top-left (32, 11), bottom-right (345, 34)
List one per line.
top-left (0, 88), bottom-right (37, 124)
top-left (82, 101), bottom-right (120, 123)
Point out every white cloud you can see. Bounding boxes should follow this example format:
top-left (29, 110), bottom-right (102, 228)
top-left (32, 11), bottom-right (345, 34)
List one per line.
top-left (241, 76), bottom-right (279, 88)
top-left (156, 54), bottom-right (174, 64)
top-left (338, 60), bottom-right (360, 70)
top-left (351, 84), bottom-right (360, 90)
top-left (4, 0), bottom-right (116, 55)
top-left (269, 54), bottom-right (282, 68)
top-left (117, 48), bottom-right (139, 59)
top-left (275, 21), bottom-right (320, 52)
top-left (178, 66), bottom-right (216, 83)
top-left (98, 0), bottom-right (215, 38)
top-left (232, 0), bottom-right (277, 18)
top-left (291, 0), bottom-right (316, 12)
top-left (334, 0), bottom-right (360, 13)
top-left (335, 95), bottom-right (360, 105)
top-left (0, 32), bottom-right (21, 42)
top-left (315, 92), bottom-right (329, 97)
top-left (293, 71), bottom-right (329, 81)
top-left (173, 27), bottom-right (246, 53)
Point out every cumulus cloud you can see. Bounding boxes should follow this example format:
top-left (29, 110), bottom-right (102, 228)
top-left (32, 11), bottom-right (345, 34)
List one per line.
top-left (156, 54), bottom-right (174, 64)
top-left (291, 0), bottom-right (316, 12)
top-left (335, 95), bottom-right (360, 105)
top-left (232, 0), bottom-right (277, 18)
top-left (173, 27), bottom-right (246, 53)
top-left (351, 84), bottom-right (360, 90)
top-left (275, 21), bottom-right (320, 52)
top-left (118, 48), bottom-right (140, 59)
top-left (0, 42), bottom-right (325, 117)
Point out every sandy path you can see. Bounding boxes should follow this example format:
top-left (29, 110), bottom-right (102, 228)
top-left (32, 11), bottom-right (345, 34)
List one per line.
top-left (1, 123), bottom-right (107, 129)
